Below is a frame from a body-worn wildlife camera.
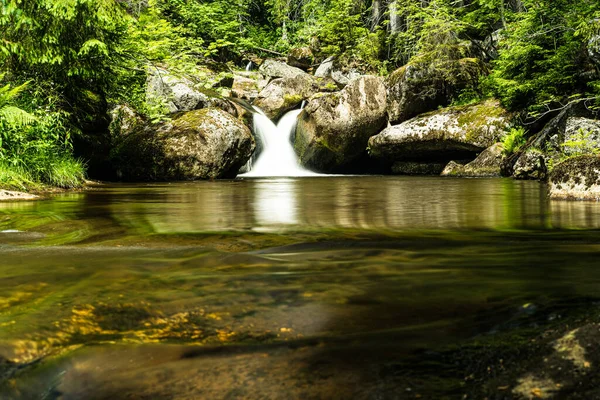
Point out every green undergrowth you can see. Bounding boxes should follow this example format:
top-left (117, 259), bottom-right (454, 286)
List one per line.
top-left (0, 155), bottom-right (85, 192)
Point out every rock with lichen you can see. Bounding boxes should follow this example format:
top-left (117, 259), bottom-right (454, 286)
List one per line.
top-left (294, 76), bottom-right (387, 172)
top-left (512, 149), bottom-right (548, 180)
top-left (549, 155), bottom-right (600, 200)
top-left (110, 108), bottom-right (254, 181)
top-left (369, 100), bottom-right (511, 170)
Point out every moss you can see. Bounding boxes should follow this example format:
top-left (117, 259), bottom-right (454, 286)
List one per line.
top-left (385, 65), bottom-right (407, 88)
top-left (283, 94), bottom-right (303, 108)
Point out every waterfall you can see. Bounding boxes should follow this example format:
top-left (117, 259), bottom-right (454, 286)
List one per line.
top-left (240, 108), bottom-right (317, 177)
top-left (245, 61), bottom-right (253, 71)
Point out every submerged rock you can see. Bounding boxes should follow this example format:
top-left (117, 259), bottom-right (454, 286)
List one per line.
top-left (259, 59), bottom-right (307, 80)
top-left (385, 59), bottom-right (484, 125)
top-left (549, 156), bottom-right (600, 201)
top-left (441, 143), bottom-right (505, 177)
top-left (369, 100), bottom-right (511, 167)
top-left (294, 75), bottom-right (387, 172)
top-left (111, 108), bottom-right (254, 181)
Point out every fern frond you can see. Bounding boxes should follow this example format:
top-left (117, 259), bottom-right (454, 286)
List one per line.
top-left (0, 106), bottom-right (37, 127)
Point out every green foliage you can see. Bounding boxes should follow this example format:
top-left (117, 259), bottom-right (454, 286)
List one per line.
top-left (562, 128), bottom-right (600, 156)
top-left (502, 126), bottom-right (527, 155)
top-left (486, 0), bottom-right (600, 113)
top-left (0, 74), bottom-right (36, 131)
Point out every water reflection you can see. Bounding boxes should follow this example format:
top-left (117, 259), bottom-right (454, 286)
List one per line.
top-left (0, 178), bottom-right (600, 243)
top-left (253, 179), bottom-right (299, 228)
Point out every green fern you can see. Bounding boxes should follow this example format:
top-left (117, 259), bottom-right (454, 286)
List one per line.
top-left (0, 74), bottom-right (36, 128)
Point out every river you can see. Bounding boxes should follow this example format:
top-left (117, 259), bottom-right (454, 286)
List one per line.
top-left (1, 177), bottom-right (600, 399)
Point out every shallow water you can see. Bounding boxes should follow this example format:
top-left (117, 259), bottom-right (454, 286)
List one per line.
top-left (1, 177), bottom-right (600, 399)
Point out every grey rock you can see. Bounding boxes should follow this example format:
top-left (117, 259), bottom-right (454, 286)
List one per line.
top-left (549, 155), bottom-right (600, 201)
top-left (111, 108), bottom-right (255, 181)
top-left (331, 69), bottom-right (362, 86)
top-left (109, 105), bottom-right (143, 137)
top-left (294, 76), bottom-right (388, 172)
top-left (369, 100), bottom-right (511, 163)
top-left (513, 149), bottom-right (547, 180)
top-left (559, 117), bottom-right (600, 156)
top-left (315, 56), bottom-right (335, 78)
top-left (392, 162), bottom-right (447, 175)
top-left (259, 59), bottom-right (308, 79)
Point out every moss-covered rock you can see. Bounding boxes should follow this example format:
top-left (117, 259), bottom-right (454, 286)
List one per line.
top-left (369, 100), bottom-right (511, 167)
top-left (441, 143), bottom-right (505, 177)
top-left (287, 47), bottom-right (314, 70)
top-left (549, 156), bottom-right (600, 201)
top-left (231, 73), bottom-right (269, 102)
top-left (253, 74), bottom-right (320, 121)
top-left (385, 58), bottom-right (485, 125)
top-left (110, 108), bottom-right (255, 181)
top-left (294, 75), bottom-right (388, 172)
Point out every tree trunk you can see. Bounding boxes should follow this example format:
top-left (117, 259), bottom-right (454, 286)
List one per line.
top-left (389, 0), bottom-right (400, 34)
top-left (371, 0), bottom-right (382, 31)
top-left (500, 0), bottom-right (507, 29)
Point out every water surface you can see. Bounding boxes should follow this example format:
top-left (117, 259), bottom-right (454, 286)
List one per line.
top-left (1, 177), bottom-right (600, 399)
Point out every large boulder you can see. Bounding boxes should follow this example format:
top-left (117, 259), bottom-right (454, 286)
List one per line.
top-left (549, 156), bottom-right (600, 201)
top-left (441, 143), bottom-right (505, 177)
top-left (253, 74), bottom-right (319, 121)
top-left (110, 108), bottom-right (254, 181)
top-left (146, 68), bottom-right (235, 115)
top-left (385, 59), bottom-right (484, 125)
top-left (253, 74), bottom-right (339, 121)
top-left (258, 59), bottom-right (307, 79)
top-left (369, 100), bottom-right (511, 167)
top-left (294, 76), bottom-right (388, 172)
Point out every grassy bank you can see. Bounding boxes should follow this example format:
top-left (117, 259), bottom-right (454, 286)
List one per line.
top-left (0, 156), bottom-right (86, 192)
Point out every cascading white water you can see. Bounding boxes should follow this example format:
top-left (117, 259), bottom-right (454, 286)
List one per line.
top-left (240, 108), bottom-right (317, 177)
top-left (245, 61), bottom-right (253, 71)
